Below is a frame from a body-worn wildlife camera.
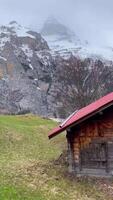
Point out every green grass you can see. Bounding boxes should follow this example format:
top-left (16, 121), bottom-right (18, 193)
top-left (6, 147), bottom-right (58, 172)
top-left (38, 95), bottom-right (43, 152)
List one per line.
top-left (0, 114), bottom-right (112, 200)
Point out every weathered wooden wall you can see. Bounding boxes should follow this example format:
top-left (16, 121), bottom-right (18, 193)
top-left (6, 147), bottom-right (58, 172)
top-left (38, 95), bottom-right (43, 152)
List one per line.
top-left (68, 106), bottom-right (113, 176)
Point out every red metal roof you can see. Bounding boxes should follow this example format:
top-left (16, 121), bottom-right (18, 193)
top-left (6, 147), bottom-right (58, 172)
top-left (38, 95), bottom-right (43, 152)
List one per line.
top-left (48, 92), bottom-right (113, 139)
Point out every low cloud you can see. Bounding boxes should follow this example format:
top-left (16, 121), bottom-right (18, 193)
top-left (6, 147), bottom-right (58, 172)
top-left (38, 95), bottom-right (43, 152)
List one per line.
top-left (0, 0), bottom-right (113, 46)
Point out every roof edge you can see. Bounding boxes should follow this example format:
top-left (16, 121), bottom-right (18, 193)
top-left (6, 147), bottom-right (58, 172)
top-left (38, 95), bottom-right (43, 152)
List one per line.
top-left (48, 101), bottom-right (113, 139)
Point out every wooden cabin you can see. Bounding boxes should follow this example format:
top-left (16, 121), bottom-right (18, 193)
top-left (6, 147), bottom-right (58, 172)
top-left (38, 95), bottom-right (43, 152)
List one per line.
top-left (49, 92), bottom-right (113, 177)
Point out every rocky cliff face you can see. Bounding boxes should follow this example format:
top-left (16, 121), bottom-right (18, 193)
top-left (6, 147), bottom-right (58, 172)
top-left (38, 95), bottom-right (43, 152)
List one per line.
top-left (0, 20), bottom-right (113, 118)
top-left (0, 21), bottom-right (55, 116)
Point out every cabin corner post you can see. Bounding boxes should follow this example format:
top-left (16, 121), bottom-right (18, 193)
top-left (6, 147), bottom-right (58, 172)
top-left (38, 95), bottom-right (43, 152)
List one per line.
top-left (66, 129), bottom-right (76, 174)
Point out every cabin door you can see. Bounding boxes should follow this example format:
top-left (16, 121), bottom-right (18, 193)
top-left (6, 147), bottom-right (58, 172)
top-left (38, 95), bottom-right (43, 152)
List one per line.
top-left (80, 141), bottom-right (108, 171)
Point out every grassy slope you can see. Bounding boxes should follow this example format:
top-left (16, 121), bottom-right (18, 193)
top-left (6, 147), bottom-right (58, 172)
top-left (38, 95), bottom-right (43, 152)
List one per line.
top-left (0, 115), bottom-right (112, 200)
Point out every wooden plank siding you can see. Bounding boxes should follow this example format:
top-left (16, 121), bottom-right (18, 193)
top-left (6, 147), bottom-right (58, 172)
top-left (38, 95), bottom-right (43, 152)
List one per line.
top-left (68, 106), bottom-right (113, 176)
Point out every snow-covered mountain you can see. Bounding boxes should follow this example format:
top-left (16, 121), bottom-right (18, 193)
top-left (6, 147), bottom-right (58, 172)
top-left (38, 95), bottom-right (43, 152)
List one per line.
top-left (41, 17), bottom-right (113, 61)
top-left (0, 20), bottom-right (112, 118)
top-left (41, 17), bottom-right (82, 58)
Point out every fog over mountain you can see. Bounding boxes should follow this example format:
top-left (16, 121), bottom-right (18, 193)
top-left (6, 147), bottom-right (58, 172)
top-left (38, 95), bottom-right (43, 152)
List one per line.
top-left (0, 0), bottom-right (113, 47)
top-left (0, 18), bottom-right (112, 117)
top-left (0, 0), bottom-right (113, 118)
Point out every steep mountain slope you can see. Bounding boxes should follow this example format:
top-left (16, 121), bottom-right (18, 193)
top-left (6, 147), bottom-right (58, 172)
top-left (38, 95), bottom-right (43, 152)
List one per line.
top-left (41, 17), bottom-right (82, 58)
top-left (0, 21), bottom-right (55, 115)
top-left (0, 20), bottom-right (113, 118)
top-left (41, 17), bottom-right (113, 61)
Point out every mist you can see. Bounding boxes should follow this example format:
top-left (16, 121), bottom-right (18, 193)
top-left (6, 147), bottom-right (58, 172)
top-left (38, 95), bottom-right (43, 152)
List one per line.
top-left (0, 0), bottom-right (113, 46)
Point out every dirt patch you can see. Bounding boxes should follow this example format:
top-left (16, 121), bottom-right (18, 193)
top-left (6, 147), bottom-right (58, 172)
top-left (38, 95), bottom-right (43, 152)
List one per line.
top-left (95, 178), bottom-right (113, 198)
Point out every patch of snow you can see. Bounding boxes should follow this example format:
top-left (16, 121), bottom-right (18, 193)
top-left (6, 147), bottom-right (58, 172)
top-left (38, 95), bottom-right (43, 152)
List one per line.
top-left (37, 87), bottom-right (41, 90)
top-left (77, 45), bottom-right (113, 61)
top-left (36, 51), bottom-right (51, 66)
top-left (14, 48), bottom-right (21, 56)
top-left (43, 35), bottom-right (77, 51)
top-left (0, 56), bottom-right (7, 61)
top-left (21, 44), bottom-right (33, 58)
top-left (29, 63), bottom-right (33, 70)
top-left (0, 26), bottom-right (10, 35)
top-left (1, 77), bottom-right (7, 81)
top-left (36, 52), bottom-right (43, 59)
top-left (43, 34), bottom-right (85, 59)
top-left (0, 23), bottom-right (35, 40)
top-left (43, 34), bottom-right (113, 61)
top-left (8, 23), bottom-right (35, 39)
top-left (0, 36), bottom-right (10, 49)
top-left (41, 37), bottom-right (45, 43)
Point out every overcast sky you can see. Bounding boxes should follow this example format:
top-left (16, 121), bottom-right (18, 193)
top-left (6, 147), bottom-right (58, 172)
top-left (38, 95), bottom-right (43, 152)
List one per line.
top-left (0, 0), bottom-right (113, 46)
